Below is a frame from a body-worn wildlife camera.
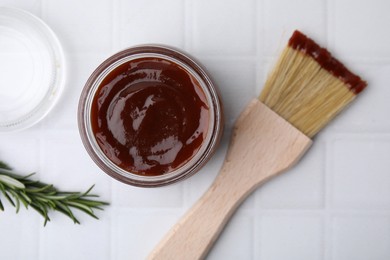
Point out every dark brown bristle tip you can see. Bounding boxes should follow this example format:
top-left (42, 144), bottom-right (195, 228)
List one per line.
top-left (288, 30), bottom-right (367, 94)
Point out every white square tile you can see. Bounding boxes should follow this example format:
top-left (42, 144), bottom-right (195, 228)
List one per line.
top-left (0, 133), bottom-right (40, 174)
top-left (43, 0), bottom-right (112, 52)
top-left (332, 0), bottom-right (390, 59)
top-left (198, 58), bottom-right (256, 127)
top-left (41, 213), bottom-right (111, 260)
top-left (112, 209), bottom-right (181, 259)
top-left (255, 141), bottom-right (324, 209)
top-left (329, 64), bottom-right (390, 131)
top-left (208, 213), bottom-right (253, 259)
top-left (40, 132), bottom-right (112, 197)
top-left (192, 0), bottom-right (256, 55)
top-left (43, 53), bottom-right (108, 130)
top-left (117, 0), bottom-right (184, 49)
top-left (331, 135), bottom-right (390, 208)
top-left (255, 59), bottom-right (265, 94)
top-left (332, 215), bottom-right (390, 260)
top-left (0, 209), bottom-right (39, 260)
top-left (263, 0), bottom-right (326, 57)
top-left (112, 180), bottom-right (184, 208)
top-left (258, 215), bottom-right (323, 260)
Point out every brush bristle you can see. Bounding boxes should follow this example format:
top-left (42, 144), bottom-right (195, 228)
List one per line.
top-left (259, 30), bottom-right (367, 138)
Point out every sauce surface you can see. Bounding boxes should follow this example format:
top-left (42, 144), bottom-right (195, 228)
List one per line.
top-left (91, 57), bottom-right (209, 176)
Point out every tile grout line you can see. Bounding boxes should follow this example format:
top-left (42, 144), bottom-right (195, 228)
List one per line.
top-left (110, 180), bottom-right (115, 260)
top-left (249, 213), bottom-right (256, 260)
top-left (112, 0), bottom-right (120, 51)
top-left (326, 131), bottom-right (390, 140)
top-left (324, 2), bottom-right (332, 258)
top-left (111, 0), bottom-right (116, 52)
top-left (109, 1), bottom-right (118, 259)
top-left (112, 205), bottom-right (390, 214)
top-left (38, 0), bottom-right (43, 18)
top-left (38, 0), bottom-right (44, 258)
top-left (253, 0), bottom-right (263, 258)
top-left (38, 120), bottom-right (45, 259)
top-left (38, 0), bottom-right (45, 250)
top-left (182, 181), bottom-right (189, 208)
top-left (326, 214), bottom-right (334, 260)
top-left (324, 137), bottom-right (333, 260)
top-left (327, 0), bottom-right (334, 49)
top-left (255, 0), bottom-right (264, 95)
top-left (253, 199), bottom-right (261, 259)
top-left (183, 0), bottom-right (191, 52)
top-left (254, 0), bottom-right (266, 225)
top-left (262, 54), bottom-right (390, 64)
top-left (320, 215), bottom-right (327, 260)
top-left (182, 0), bottom-right (191, 209)
top-left (197, 55), bottom-right (258, 61)
top-left (324, 0), bottom-right (329, 46)
top-left (330, 127), bottom-right (390, 134)
top-left (261, 54), bottom-right (390, 64)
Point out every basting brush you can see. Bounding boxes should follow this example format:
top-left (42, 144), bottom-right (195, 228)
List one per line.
top-left (148, 30), bottom-right (367, 260)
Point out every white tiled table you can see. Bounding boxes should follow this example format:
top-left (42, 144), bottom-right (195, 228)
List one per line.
top-left (1, 0), bottom-right (390, 259)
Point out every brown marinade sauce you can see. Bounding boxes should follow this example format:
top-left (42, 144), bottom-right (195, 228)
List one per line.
top-left (91, 57), bottom-right (209, 176)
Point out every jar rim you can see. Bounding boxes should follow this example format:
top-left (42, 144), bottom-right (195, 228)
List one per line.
top-left (78, 45), bottom-right (223, 187)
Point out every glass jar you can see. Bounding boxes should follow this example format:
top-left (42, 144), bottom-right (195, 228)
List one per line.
top-left (78, 45), bottom-right (223, 187)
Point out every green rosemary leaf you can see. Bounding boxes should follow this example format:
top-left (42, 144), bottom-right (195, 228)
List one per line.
top-left (25, 180), bottom-right (48, 189)
top-left (18, 193), bottom-right (29, 209)
top-left (66, 201), bottom-right (94, 215)
top-left (15, 195), bottom-right (20, 213)
top-left (6, 189), bottom-right (21, 213)
top-left (0, 174), bottom-right (25, 189)
top-left (25, 184), bottom-right (53, 193)
top-left (21, 173), bottom-right (36, 180)
top-left (0, 161), bottom-right (11, 170)
top-left (46, 193), bottom-right (79, 201)
top-left (19, 192), bottom-right (32, 204)
top-left (48, 200), bottom-right (56, 209)
top-left (35, 196), bottom-right (51, 203)
top-left (4, 191), bottom-right (15, 207)
top-left (0, 161), bottom-right (109, 225)
top-left (63, 193), bottom-right (83, 200)
top-left (83, 194), bottom-right (100, 198)
top-left (74, 198), bottom-right (109, 207)
top-left (54, 201), bottom-right (80, 224)
top-left (30, 203), bottom-right (46, 219)
top-left (0, 184), bottom-right (13, 206)
top-left (36, 202), bottom-right (49, 220)
top-left (83, 185), bottom-right (95, 196)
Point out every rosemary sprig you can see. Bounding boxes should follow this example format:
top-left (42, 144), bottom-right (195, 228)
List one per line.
top-left (0, 161), bottom-right (109, 226)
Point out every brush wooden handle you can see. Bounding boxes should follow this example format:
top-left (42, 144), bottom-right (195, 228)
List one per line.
top-left (148, 99), bottom-right (312, 260)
